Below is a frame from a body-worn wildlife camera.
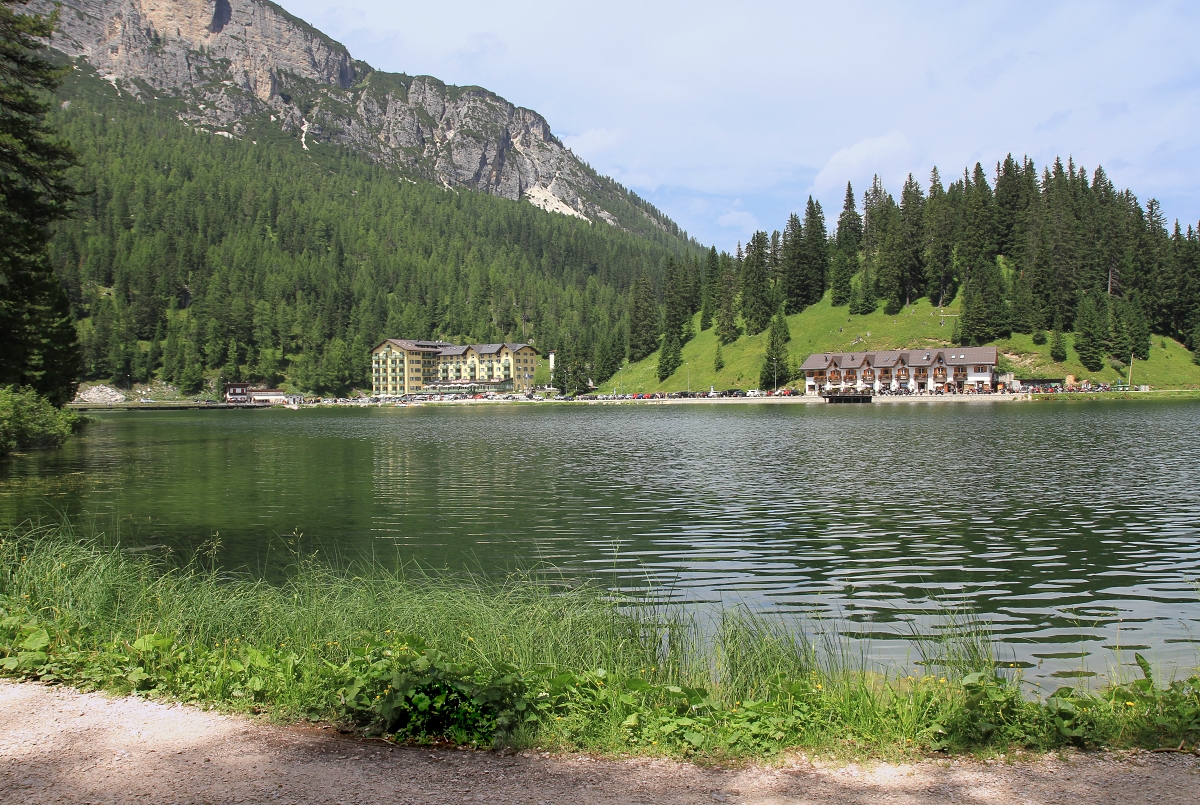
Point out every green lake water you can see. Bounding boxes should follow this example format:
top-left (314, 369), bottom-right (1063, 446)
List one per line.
top-left (2, 400), bottom-right (1198, 684)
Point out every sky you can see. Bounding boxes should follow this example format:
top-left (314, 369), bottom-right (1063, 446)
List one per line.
top-left (277, 0), bottom-right (1200, 250)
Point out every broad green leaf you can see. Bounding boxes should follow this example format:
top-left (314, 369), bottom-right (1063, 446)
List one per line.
top-left (20, 629), bottom-right (50, 652)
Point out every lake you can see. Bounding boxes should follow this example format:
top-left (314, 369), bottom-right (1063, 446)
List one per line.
top-left (2, 400), bottom-right (1198, 685)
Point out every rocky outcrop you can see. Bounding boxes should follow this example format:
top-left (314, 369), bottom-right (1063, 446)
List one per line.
top-left (35, 0), bottom-right (670, 232)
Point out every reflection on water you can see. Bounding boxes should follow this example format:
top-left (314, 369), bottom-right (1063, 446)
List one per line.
top-left (2, 401), bottom-right (1199, 683)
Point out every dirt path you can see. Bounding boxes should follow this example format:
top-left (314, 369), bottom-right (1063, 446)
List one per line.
top-left (2, 680), bottom-right (1197, 805)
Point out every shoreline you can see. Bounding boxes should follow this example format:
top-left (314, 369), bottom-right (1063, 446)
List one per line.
top-left (65, 388), bottom-right (1200, 412)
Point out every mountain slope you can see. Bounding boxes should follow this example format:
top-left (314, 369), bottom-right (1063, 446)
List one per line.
top-left (35, 0), bottom-right (684, 240)
top-left (47, 64), bottom-right (684, 394)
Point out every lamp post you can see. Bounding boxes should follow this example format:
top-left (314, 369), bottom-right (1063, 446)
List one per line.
top-left (686, 362), bottom-right (690, 393)
top-left (772, 358), bottom-right (777, 392)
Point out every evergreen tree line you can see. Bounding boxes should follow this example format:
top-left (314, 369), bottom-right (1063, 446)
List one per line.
top-left (45, 68), bottom-right (696, 395)
top-left (834, 158), bottom-right (1194, 370)
top-left (623, 154), bottom-right (1200, 388)
top-left (0, 0), bottom-right (79, 406)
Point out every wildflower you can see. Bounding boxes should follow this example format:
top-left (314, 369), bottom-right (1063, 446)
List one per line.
top-left (1126, 701), bottom-right (1135, 707)
top-left (939, 678), bottom-right (946, 683)
top-left (815, 684), bottom-right (822, 690)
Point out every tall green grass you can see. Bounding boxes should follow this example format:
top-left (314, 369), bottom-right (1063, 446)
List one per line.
top-left (2, 523), bottom-right (1198, 758)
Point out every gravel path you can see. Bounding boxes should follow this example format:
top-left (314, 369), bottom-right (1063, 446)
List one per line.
top-left (2, 680), bottom-right (1197, 805)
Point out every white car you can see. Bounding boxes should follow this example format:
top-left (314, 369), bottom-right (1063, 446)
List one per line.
top-left (747, 389), bottom-right (763, 397)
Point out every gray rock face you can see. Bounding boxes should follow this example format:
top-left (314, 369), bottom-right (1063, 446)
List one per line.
top-left (36, 0), bottom-right (672, 232)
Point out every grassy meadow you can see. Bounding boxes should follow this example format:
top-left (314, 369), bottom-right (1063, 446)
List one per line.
top-left (608, 294), bottom-right (1200, 394)
top-left (3, 523), bottom-right (1198, 759)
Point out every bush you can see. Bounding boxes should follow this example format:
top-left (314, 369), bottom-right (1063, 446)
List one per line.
top-left (1031, 329), bottom-right (1047, 345)
top-left (0, 386), bottom-right (79, 457)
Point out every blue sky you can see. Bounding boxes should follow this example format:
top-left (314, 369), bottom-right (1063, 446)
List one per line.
top-left (278, 1), bottom-right (1200, 250)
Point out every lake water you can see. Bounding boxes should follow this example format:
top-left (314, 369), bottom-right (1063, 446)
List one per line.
top-left (2, 400), bottom-right (1199, 685)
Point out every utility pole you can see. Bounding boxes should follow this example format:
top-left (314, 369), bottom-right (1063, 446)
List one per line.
top-left (1128, 352), bottom-right (1134, 389)
top-left (686, 362), bottom-right (690, 393)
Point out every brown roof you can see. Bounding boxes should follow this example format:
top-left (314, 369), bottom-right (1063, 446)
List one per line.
top-left (801, 347), bottom-right (997, 373)
top-left (799, 353), bottom-right (835, 371)
top-left (374, 338), bottom-right (442, 353)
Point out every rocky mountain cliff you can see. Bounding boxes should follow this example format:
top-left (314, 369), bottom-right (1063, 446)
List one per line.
top-left (35, 0), bottom-right (682, 237)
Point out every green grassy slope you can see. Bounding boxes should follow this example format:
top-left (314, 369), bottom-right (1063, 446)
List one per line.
top-left (611, 294), bottom-right (1200, 394)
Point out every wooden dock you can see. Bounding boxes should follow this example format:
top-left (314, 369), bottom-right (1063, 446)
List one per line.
top-left (819, 390), bottom-right (874, 404)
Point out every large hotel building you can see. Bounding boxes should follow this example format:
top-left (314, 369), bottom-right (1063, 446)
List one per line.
top-left (799, 347), bottom-right (1000, 394)
top-left (370, 339), bottom-right (539, 396)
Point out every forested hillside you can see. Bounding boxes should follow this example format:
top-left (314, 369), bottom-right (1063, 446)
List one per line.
top-left (601, 156), bottom-right (1200, 396)
top-left (48, 65), bottom-right (694, 394)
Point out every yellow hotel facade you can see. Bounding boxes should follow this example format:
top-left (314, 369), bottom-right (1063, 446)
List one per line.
top-left (370, 339), bottom-right (538, 396)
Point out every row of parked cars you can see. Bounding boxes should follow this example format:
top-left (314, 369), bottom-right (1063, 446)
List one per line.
top-left (573, 388), bottom-right (805, 401)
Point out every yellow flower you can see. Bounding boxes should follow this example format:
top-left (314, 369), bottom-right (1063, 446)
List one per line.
top-left (1126, 701), bottom-right (1135, 707)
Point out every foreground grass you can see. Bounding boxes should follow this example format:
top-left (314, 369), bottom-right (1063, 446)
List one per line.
top-left (2, 525), bottom-right (1198, 759)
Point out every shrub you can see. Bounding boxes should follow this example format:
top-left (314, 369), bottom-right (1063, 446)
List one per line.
top-left (0, 386), bottom-right (79, 457)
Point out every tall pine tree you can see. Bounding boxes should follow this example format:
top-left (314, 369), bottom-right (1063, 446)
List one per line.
top-left (740, 231), bottom-right (773, 335)
top-left (0, 0), bottom-right (80, 405)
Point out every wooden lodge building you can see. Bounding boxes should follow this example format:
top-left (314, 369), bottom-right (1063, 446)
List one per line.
top-left (799, 347), bottom-right (1001, 394)
top-left (370, 339), bottom-right (539, 396)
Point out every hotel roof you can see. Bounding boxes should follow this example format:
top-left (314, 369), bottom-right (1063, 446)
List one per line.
top-left (799, 347), bottom-right (997, 372)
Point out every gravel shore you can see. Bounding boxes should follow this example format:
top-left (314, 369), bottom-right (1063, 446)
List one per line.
top-left (2, 680), bottom-right (1196, 805)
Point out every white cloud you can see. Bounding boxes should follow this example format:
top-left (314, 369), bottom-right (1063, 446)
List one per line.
top-left (276, 1), bottom-right (1200, 247)
top-left (562, 128), bottom-right (626, 158)
top-left (811, 133), bottom-right (920, 198)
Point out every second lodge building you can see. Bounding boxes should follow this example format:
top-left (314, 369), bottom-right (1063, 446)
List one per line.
top-left (799, 347), bottom-right (1000, 394)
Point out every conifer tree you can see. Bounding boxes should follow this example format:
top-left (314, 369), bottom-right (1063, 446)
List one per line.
top-left (178, 342), bottom-right (204, 394)
top-left (830, 183), bottom-right (861, 308)
top-left (713, 342), bottom-right (724, 372)
top-left (1126, 302), bottom-right (1151, 360)
top-left (799, 197), bottom-right (829, 306)
top-left (923, 168), bottom-right (958, 306)
top-left (221, 337), bottom-right (241, 382)
top-left (1109, 302), bottom-right (1132, 364)
top-left (627, 274), bottom-right (660, 363)
top-left (662, 256), bottom-right (689, 345)
top-left (849, 260), bottom-right (877, 315)
top-left (781, 212), bottom-right (804, 313)
top-left (593, 328), bottom-right (622, 384)
top-left (829, 251), bottom-right (854, 307)
top-left (1009, 268), bottom-right (1035, 334)
top-left (0, 0), bottom-right (80, 405)
top-left (656, 329), bottom-right (682, 382)
top-left (714, 253), bottom-right (740, 344)
top-left (1050, 326), bottom-right (1068, 363)
top-left (759, 311), bottom-right (791, 390)
top-left (740, 231), bottom-right (773, 335)
top-left (1073, 295), bottom-right (1106, 371)
top-left (699, 247), bottom-right (719, 331)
